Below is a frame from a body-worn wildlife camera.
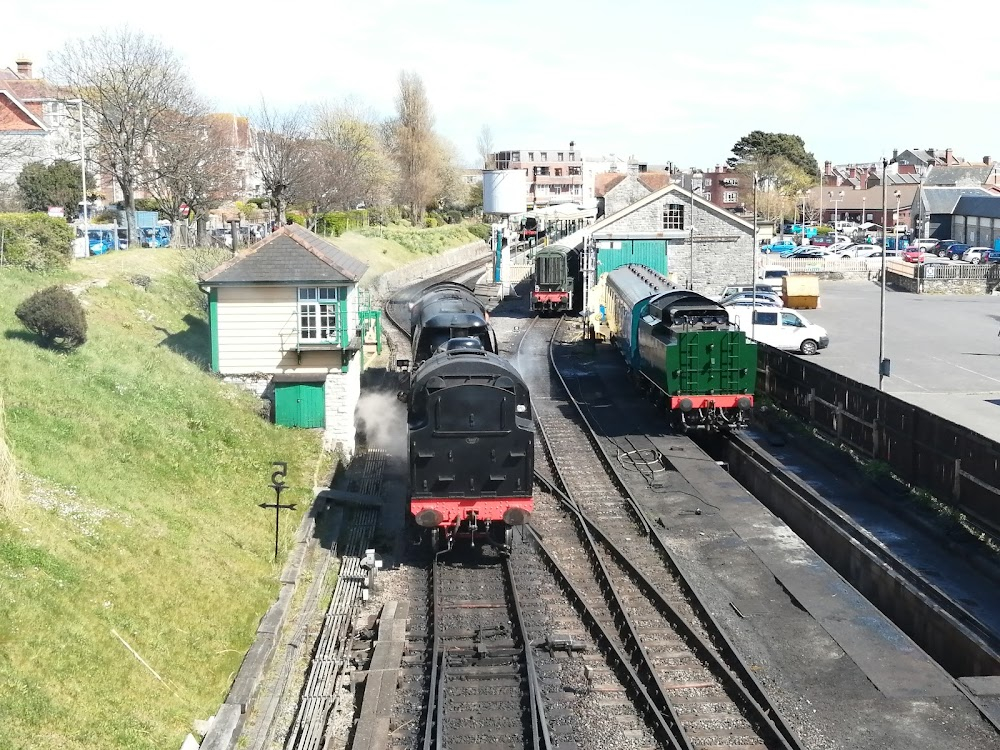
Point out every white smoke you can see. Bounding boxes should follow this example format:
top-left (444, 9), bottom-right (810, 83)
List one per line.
top-left (355, 391), bottom-right (407, 457)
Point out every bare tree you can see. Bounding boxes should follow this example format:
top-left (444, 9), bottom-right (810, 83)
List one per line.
top-left (48, 26), bottom-right (203, 243)
top-left (145, 112), bottom-right (239, 222)
top-left (390, 71), bottom-right (438, 224)
top-left (435, 136), bottom-right (467, 208)
top-left (247, 99), bottom-right (310, 225)
top-left (312, 100), bottom-right (395, 210)
top-left (477, 124), bottom-right (496, 170)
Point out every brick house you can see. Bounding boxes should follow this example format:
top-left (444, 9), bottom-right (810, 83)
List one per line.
top-left (199, 225), bottom-right (373, 455)
top-left (0, 58), bottom-right (90, 186)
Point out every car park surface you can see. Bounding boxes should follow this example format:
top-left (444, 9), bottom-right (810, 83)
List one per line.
top-left (802, 280), bottom-right (1000, 442)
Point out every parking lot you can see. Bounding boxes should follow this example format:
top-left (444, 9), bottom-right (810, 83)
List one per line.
top-left (799, 279), bottom-right (1000, 442)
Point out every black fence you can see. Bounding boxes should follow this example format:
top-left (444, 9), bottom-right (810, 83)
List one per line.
top-left (758, 345), bottom-right (1000, 535)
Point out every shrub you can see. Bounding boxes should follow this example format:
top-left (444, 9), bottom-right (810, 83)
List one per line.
top-left (0, 213), bottom-right (75, 272)
top-left (286, 211), bottom-right (306, 226)
top-left (424, 217), bottom-right (438, 228)
top-left (447, 210), bottom-right (462, 225)
top-left (14, 285), bottom-right (88, 349)
top-left (467, 223), bottom-right (493, 241)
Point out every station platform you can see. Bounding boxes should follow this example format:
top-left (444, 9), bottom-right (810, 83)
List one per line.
top-left (552, 331), bottom-right (1000, 750)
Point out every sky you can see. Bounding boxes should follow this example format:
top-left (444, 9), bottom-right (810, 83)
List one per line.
top-left (4, 0), bottom-right (1000, 170)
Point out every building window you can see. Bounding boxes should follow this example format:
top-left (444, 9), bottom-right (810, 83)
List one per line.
top-left (540, 152), bottom-right (547, 161)
top-left (704, 178), bottom-right (712, 186)
top-left (663, 204), bottom-right (685, 230)
top-left (558, 152), bottom-right (564, 161)
top-left (569, 165), bottom-right (581, 176)
top-left (723, 191), bottom-right (738, 203)
top-left (554, 168), bottom-right (563, 176)
top-left (572, 185), bottom-right (581, 195)
top-left (299, 287), bottom-right (343, 341)
top-left (527, 152), bottom-right (534, 161)
top-left (569, 152), bottom-right (575, 161)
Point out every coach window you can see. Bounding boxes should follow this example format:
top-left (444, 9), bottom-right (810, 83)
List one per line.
top-left (663, 204), bottom-right (685, 230)
top-left (299, 287), bottom-right (342, 341)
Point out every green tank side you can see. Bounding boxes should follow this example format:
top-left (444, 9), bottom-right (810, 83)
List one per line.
top-left (661, 330), bottom-right (757, 396)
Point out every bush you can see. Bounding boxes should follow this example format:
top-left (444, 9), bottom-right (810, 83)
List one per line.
top-left (286, 211), bottom-right (306, 226)
top-left (0, 213), bottom-right (75, 272)
top-left (14, 285), bottom-right (88, 349)
top-left (424, 217), bottom-right (438, 228)
top-left (467, 223), bottom-right (493, 241)
top-left (447, 210), bottom-right (462, 225)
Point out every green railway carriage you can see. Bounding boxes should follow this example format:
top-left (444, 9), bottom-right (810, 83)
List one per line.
top-left (599, 264), bottom-right (757, 431)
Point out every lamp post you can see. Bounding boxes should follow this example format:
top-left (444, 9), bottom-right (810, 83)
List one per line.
top-left (65, 99), bottom-right (88, 251)
top-left (861, 196), bottom-right (867, 228)
top-left (893, 190), bottom-right (901, 253)
top-left (879, 158), bottom-right (889, 390)
top-left (829, 190), bottom-right (844, 233)
top-left (752, 172), bottom-right (758, 341)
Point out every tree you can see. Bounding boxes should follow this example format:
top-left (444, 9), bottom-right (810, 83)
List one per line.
top-left (247, 99), bottom-right (310, 225)
top-left (145, 112), bottom-right (239, 221)
top-left (433, 136), bottom-right (466, 209)
top-left (390, 71), bottom-right (438, 224)
top-left (16, 159), bottom-right (94, 218)
top-left (48, 27), bottom-right (203, 244)
top-left (477, 124), bottom-right (496, 170)
top-left (311, 100), bottom-right (395, 211)
top-left (727, 131), bottom-right (819, 180)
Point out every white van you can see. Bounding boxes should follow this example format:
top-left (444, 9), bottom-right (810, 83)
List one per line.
top-left (757, 266), bottom-right (790, 292)
top-left (728, 306), bottom-right (829, 355)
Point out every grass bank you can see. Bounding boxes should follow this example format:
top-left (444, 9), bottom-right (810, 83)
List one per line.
top-left (0, 248), bottom-right (325, 750)
top-left (331, 224), bottom-right (484, 283)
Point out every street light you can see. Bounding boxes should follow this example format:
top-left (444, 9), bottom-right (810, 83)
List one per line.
top-left (829, 190), bottom-right (844, 233)
top-left (65, 99), bottom-right (88, 251)
top-left (893, 190), bottom-right (901, 253)
top-left (879, 158), bottom-right (889, 390)
top-left (861, 196), bottom-right (867, 228)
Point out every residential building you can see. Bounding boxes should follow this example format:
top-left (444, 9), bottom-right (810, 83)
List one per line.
top-left (951, 195), bottom-right (1000, 247)
top-left (199, 225), bottom-right (375, 456)
top-left (492, 143), bottom-right (586, 207)
top-left (675, 166), bottom-right (748, 214)
top-left (922, 163), bottom-right (1000, 188)
top-left (807, 184), bottom-right (920, 227)
top-left (821, 160), bottom-right (921, 189)
top-left (0, 57), bottom-right (92, 186)
top-left (597, 164), bottom-right (672, 216)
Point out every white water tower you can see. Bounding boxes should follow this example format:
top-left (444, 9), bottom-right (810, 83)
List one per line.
top-left (483, 170), bottom-right (527, 215)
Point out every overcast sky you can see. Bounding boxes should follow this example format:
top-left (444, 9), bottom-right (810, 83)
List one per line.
top-left (4, 0), bottom-right (998, 169)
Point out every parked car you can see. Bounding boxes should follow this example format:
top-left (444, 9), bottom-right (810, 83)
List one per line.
top-left (757, 266), bottom-right (790, 291)
top-left (911, 238), bottom-right (940, 251)
top-left (962, 246), bottom-right (992, 263)
top-left (720, 291), bottom-right (783, 308)
top-left (839, 243), bottom-right (876, 258)
top-left (715, 283), bottom-right (780, 300)
top-left (764, 240), bottom-right (797, 254)
top-left (902, 248), bottom-right (927, 263)
top-left (727, 307), bottom-right (830, 355)
top-left (934, 239), bottom-right (961, 257)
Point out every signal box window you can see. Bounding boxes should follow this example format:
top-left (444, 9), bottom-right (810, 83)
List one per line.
top-left (663, 204), bottom-right (685, 230)
top-left (299, 287), bottom-right (342, 341)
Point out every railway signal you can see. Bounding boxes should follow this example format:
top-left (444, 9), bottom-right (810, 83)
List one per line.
top-left (259, 461), bottom-right (297, 562)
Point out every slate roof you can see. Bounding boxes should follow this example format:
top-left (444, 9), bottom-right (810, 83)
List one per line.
top-left (953, 195), bottom-right (1000, 219)
top-left (921, 187), bottom-right (992, 214)
top-left (200, 224), bottom-right (369, 286)
top-left (924, 165), bottom-right (993, 187)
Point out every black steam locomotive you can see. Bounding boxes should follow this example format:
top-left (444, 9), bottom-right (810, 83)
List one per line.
top-left (403, 283), bottom-right (534, 554)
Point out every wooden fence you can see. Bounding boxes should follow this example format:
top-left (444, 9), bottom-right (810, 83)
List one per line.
top-left (757, 345), bottom-right (1000, 534)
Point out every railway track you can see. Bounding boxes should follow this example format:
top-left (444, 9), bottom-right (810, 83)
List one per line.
top-left (516, 314), bottom-right (805, 750)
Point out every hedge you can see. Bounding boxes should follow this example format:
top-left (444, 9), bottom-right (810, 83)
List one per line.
top-left (0, 213), bottom-right (75, 272)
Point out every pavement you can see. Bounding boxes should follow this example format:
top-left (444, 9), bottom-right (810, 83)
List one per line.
top-left (797, 279), bottom-right (1000, 443)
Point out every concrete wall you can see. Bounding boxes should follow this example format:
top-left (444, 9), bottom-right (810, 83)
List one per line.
top-left (887, 270), bottom-right (1000, 295)
top-left (598, 194), bottom-right (755, 296)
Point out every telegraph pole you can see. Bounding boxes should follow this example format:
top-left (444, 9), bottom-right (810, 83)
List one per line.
top-left (879, 158), bottom-right (890, 390)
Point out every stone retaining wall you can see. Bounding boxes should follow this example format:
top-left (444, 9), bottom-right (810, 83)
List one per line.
top-left (367, 240), bottom-right (490, 301)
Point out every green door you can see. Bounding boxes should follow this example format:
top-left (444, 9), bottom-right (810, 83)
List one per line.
top-left (274, 382), bottom-right (326, 428)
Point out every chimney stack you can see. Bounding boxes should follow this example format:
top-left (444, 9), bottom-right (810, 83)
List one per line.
top-left (15, 57), bottom-right (32, 78)
top-left (927, 148), bottom-right (936, 159)
top-left (945, 148), bottom-right (954, 164)
top-left (985, 156), bottom-right (992, 165)
top-left (824, 160), bottom-right (832, 176)
top-left (892, 148), bottom-right (899, 162)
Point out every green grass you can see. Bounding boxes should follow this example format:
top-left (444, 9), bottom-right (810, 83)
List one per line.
top-left (0, 249), bottom-right (325, 750)
top-left (327, 224), bottom-right (484, 284)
